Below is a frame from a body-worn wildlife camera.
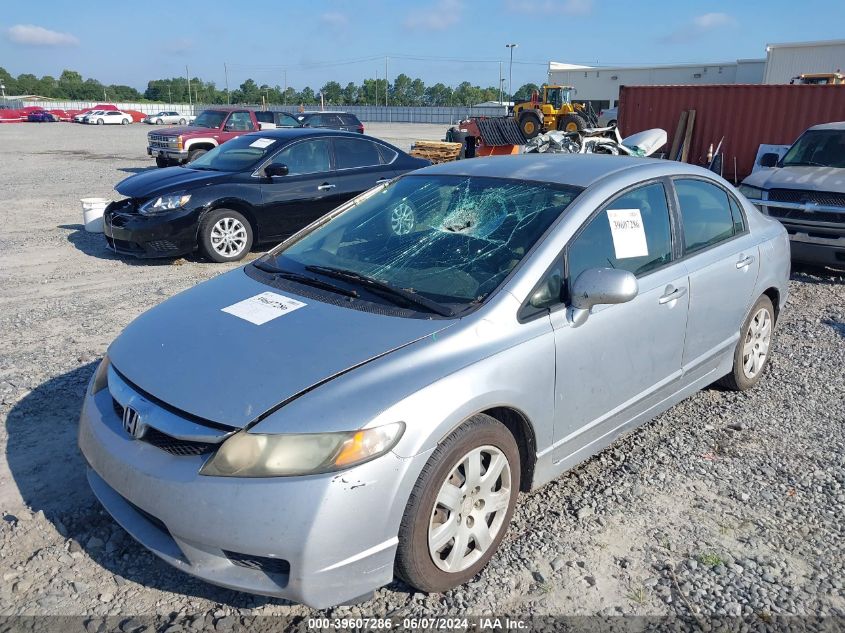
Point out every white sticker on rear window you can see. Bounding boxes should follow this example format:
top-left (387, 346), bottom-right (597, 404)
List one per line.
top-left (606, 209), bottom-right (649, 259)
top-left (249, 138), bottom-right (275, 149)
top-left (221, 292), bottom-right (306, 325)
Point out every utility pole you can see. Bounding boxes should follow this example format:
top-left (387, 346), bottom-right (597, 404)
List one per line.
top-left (283, 70), bottom-right (287, 105)
top-left (375, 69), bottom-right (378, 107)
top-left (224, 62), bottom-right (230, 104)
top-left (103, 88), bottom-right (107, 102)
top-left (498, 62), bottom-right (503, 104)
top-left (186, 65), bottom-right (192, 106)
top-left (168, 86), bottom-right (172, 103)
top-left (506, 43), bottom-right (518, 106)
top-left (385, 56), bottom-right (389, 107)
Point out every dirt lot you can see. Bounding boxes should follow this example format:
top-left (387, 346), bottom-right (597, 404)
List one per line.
top-left (0, 121), bottom-right (843, 625)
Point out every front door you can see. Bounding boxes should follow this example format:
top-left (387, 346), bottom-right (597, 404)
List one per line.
top-left (548, 181), bottom-right (689, 464)
top-left (671, 178), bottom-right (760, 375)
top-left (258, 138), bottom-right (341, 239)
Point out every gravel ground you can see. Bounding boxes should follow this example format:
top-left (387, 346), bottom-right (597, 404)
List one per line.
top-left (0, 121), bottom-right (843, 626)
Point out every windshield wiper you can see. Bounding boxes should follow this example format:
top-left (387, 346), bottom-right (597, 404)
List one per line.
top-left (252, 261), bottom-right (358, 298)
top-left (785, 160), bottom-right (824, 167)
top-left (305, 265), bottom-right (454, 317)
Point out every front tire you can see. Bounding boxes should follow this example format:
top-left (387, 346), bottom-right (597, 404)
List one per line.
top-left (518, 112), bottom-right (542, 139)
top-left (187, 148), bottom-right (208, 163)
top-left (396, 414), bottom-right (520, 593)
top-left (156, 118), bottom-right (164, 125)
top-left (179, 118), bottom-right (186, 124)
top-left (97, 118), bottom-right (104, 125)
top-left (155, 156), bottom-right (169, 168)
top-left (199, 208), bottom-right (253, 263)
top-left (718, 294), bottom-right (775, 391)
top-left (121, 118), bottom-right (129, 125)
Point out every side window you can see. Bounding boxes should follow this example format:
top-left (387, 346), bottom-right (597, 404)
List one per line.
top-left (567, 182), bottom-right (673, 286)
top-left (306, 114), bottom-right (324, 127)
top-left (377, 144), bottom-right (398, 164)
top-left (270, 139), bottom-right (331, 175)
top-left (227, 111), bottom-right (255, 131)
top-left (340, 114), bottom-right (358, 126)
top-left (334, 138), bottom-right (382, 169)
top-left (728, 195), bottom-right (746, 234)
top-left (675, 179), bottom-right (736, 253)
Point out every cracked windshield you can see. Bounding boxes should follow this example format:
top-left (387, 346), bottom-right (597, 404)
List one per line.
top-left (265, 175), bottom-right (582, 312)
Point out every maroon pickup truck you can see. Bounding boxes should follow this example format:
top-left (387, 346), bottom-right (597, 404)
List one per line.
top-left (147, 108), bottom-right (290, 167)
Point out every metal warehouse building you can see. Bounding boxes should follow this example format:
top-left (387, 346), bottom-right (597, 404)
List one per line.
top-left (548, 39), bottom-right (844, 111)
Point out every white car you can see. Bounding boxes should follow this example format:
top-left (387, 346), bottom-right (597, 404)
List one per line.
top-left (143, 111), bottom-right (194, 125)
top-left (74, 109), bottom-right (105, 123)
top-left (85, 110), bottom-right (133, 125)
top-left (598, 106), bottom-right (618, 127)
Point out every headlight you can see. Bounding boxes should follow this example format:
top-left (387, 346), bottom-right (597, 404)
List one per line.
top-left (139, 193), bottom-right (191, 215)
top-left (199, 421), bottom-right (405, 477)
top-left (737, 185), bottom-right (764, 201)
top-left (90, 355), bottom-right (110, 395)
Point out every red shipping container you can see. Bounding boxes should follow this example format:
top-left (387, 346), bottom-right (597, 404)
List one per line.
top-left (617, 85), bottom-right (845, 182)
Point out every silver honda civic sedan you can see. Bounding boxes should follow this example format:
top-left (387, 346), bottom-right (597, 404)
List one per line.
top-left (79, 154), bottom-right (790, 608)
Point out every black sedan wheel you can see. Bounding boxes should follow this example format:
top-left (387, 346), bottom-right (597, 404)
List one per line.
top-left (199, 209), bottom-right (253, 263)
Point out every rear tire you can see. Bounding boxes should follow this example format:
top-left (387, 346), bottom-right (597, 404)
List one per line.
top-left (558, 113), bottom-right (587, 133)
top-left (198, 208), bottom-right (253, 263)
top-left (518, 112), bottom-right (542, 139)
top-left (717, 295), bottom-right (775, 391)
top-left (187, 148), bottom-right (208, 163)
top-left (395, 414), bottom-right (520, 593)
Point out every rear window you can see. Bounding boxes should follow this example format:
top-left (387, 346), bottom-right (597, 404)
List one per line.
top-left (340, 114), bottom-right (360, 126)
top-left (334, 138), bottom-right (383, 169)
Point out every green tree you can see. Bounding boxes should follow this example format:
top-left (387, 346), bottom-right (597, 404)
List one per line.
top-left (342, 82), bottom-right (358, 105)
top-left (298, 86), bottom-right (316, 104)
top-left (424, 83), bottom-right (452, 106)
top-left (513, 83), bottom-right (540, 103)
top-left (320, 81), bottom-right (343, 105)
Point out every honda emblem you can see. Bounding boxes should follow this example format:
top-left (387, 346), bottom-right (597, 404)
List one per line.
top-left (122, 406), bottom-right (145, 439)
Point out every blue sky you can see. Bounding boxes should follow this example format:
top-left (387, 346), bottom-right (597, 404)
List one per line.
top-left (2, 0), bottom-right (844, 92)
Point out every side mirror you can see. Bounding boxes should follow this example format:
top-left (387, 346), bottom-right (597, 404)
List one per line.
top-left (265, 164), bottom-right (289, 178)
top-left (759, 152), bottom-right (779, 168)
top-left (568, 267), bottom-right (638, 327)
top-left (529, 272), bottom-right (562, 309)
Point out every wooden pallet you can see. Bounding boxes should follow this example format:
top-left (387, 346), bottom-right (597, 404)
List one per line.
top-left (410, 141), bottom-right (463, 164)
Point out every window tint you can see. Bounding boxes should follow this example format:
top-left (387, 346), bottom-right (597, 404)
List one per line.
top-left (568, 182), bottom-right (673, 285)
top-left (275, 113), bottom-right (299, 127)
top-left (728, 195), bottom-right (746, 234)
top-left (227, 111), bottom-right (255, 131)
top-left (675, 179), bottom-right (736, 253)
top-left (377, 144), bottom-right (398, 164)
top-left (271, 139), bottom-right (331, 175)
top-left (306, 114), bottom-right (325, 127)
top-left (340, 114), bottom-right (359, 126)
top-left (334, 138), bottom-right (383, 169)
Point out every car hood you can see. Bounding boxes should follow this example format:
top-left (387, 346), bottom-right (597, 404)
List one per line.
top-left (108, 269), bottom-right (455, 429)
top-left (743, 166), bottom-right (845, 192)
top-left (115, 166), bottom-right (231, 198)
top-left (150, 124), bottom-right (212, 136)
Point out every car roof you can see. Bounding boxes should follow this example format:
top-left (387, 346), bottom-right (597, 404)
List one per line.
top-left (807, 121), bottom-right (845, 131)
top-left (240, 128), bottom-right (374, 141)
top-left (416, 154), bottom-right (707, 188)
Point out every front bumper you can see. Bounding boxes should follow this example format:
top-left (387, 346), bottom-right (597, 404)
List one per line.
top-left (78, 378), bottom-right (425, 608)
top-left (147, 146), bottom-right (188, 160)
top-left (103, 201), bottom-right (198, 258)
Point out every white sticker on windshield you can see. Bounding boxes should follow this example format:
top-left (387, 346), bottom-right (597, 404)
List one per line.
top-left (606, 209), bottom-right (649, 259)
top-left (222, 292), bottom-right (306, 325)
top-left (249, 138), bottom-right (275, 149)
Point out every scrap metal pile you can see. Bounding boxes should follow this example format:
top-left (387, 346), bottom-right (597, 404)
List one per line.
top-left (525, 126), bottom-right (668, 158)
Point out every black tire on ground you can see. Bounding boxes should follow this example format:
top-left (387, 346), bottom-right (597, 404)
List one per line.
top-left (155, 156), bottom-right (169, 168)
top-left (608, 119), bottom-right (617, 128)
top-left (179, 118), bottom-right (186, 125)
top-left (187, 148), bottom-right (208, 163)
top-left (156, 118), bottom-right (164, 125)
top-left (557, 113), bottom-right (587, 132)
top-left (717, 294), bottom-right (776, 391)
top-left (121, 118), bottom-right (129, 125)
top-left (518, 112), bottom-right (542, 139)
top-left (395, 413), bottom-right (521, 593)
top-left (198, 208), bottom-right (254, 263)
top-left (96, 118), bottom-right (104, 125)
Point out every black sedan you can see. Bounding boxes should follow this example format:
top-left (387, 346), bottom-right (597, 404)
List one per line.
top-left (104, 128), bottom-right (429, 262)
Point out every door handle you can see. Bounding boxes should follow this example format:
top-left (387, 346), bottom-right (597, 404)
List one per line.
top-left (376, 178), bottom-right (390, 184)
top-left (736, 254), bottom-right (755, 269)
top-left (317, 183), bottom-right (336, 191)
top-left (658, 286), bottom-right (687, 305)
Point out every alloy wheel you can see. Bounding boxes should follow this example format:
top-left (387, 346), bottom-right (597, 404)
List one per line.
top-left (742, 308), bottom-right (772, 379)
top-left (390, 203), bottom-right (415, 235)
top-left (428, 445), bottom-right (512, 573)
top-left (210, 217), bottom-right (248, 258)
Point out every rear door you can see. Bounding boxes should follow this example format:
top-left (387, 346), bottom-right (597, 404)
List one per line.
top-left (257, 138), bottom-right (340, 239)
top-left (672, 177), bottom-right (759, 376)
top-left (329, 136), bottom-right (399, 201)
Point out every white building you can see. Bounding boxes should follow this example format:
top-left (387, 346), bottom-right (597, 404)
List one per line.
top-left (762, 39), bottom-right (845, 84)
top-left (548, 39), bottom-right (845, 111)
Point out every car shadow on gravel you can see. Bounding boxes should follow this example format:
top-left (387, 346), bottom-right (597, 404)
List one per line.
top-left (5, 363), bottom-right (296, 609)
top-left (59, 223), bottom-right (191, 266)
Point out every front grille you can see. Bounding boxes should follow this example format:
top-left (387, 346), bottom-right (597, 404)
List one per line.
top-left (223, 550), bottom-right (291, 577)
top-left (148, 134), bottom-right (178, 149)
top-left (768, 189), bottom-right (845, 207)
top-left (148, 240), bottom-right (179, 253)
top-left (768, 206), bottom-right (845, 225)
top-left (112, 398), bottom-right (217, 456)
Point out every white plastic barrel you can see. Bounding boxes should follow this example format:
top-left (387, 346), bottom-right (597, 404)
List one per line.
top-left (80, 198), bottom-right (109, 233)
